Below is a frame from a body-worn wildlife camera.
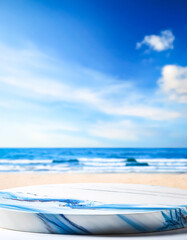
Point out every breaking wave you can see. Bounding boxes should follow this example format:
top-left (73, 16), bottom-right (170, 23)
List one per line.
top-left (0, 148), bottom-right (187, 173)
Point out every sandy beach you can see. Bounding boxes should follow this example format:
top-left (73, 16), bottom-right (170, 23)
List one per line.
top-left (0, 173), bottom-right (186, 190)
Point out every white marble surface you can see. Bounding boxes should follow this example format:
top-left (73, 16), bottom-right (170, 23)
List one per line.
top-left (0, 184), bottom-right (187, 235)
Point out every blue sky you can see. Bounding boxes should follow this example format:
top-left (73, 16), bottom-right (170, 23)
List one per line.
top-left (0, 0), bottom-right (186, 147)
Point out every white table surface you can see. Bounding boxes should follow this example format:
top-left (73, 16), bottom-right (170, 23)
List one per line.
top-left (0, 227), bottom-right (187, 240)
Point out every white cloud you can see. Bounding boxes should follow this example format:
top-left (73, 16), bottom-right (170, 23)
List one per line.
top-left (88, 120), bottom-right (154, 141)
top-left (28, 132), bottom-right (101, 148)
top-left (28, 122), bottom-right (79, 132)
top-left (1, 75), bottom-right (100, 105)
top-left (1, 75), bottom-right (179, 121)
top-left (101, 104), bottom-right (180, 120)
top-left (0, 101), bottom-right (10, 108)
top-left (136, 30), bottom-right (175, 52)
top-left (0, 119), bottom-right (102, 147)
top-left (88, 121), bottom-right (137, 140)
top-left (0, 42), bottom-right (186, 146)
top-left (158, 65), bottom-right (187, 103)
top-left (0, 43), bottom-right (181, 122)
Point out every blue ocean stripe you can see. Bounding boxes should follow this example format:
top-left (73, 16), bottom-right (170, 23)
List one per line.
top-left (0, 148), bottom-right (187, 173)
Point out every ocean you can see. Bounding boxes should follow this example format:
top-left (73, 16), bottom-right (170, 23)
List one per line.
top-left (0, 148), bottom-right (187, 173)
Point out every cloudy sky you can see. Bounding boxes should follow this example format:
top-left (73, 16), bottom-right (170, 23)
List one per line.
top-left (0, 0), bottom-right (186, 147)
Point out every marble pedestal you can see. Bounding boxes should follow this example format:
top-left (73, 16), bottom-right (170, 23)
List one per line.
top-left (0, 184), bottom-right (186, 235)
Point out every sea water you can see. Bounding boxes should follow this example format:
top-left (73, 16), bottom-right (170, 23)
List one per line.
top-left (0, 148), bottom-right (186, 173)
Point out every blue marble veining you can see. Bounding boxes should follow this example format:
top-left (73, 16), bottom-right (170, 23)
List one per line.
top-left (37, 214), bottom-right (91, 234)
top-left (160, 208), bottom-right (187, 231)
top-left (0, 191), bottom-right (186, 213)
top-left (0, 184), bottom-right (186, 234)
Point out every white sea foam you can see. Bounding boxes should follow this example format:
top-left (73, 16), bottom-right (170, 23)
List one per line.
top-left (0, 158), bottom-right (187, 172)
top-left (0, 159), bottom-right (52, 164)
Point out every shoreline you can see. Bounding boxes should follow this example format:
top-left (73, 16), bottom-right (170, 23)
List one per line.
top-left (0, 173), bottom-right (186, 190)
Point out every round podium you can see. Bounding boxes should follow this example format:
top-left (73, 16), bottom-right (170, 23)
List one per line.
top-left (0, 184), bottom-right (186, 235)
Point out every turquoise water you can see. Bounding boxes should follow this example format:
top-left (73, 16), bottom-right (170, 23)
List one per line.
top-left (0, 148), bottom-right (187, 173)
